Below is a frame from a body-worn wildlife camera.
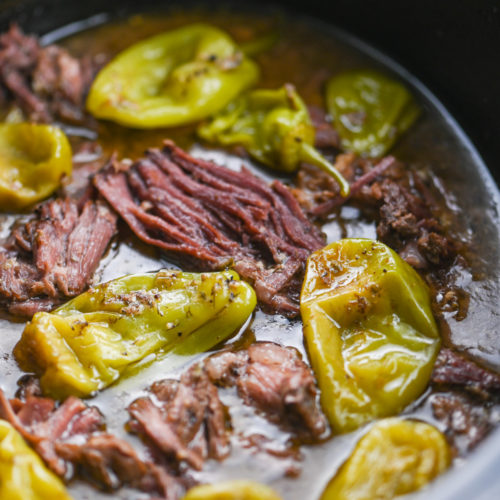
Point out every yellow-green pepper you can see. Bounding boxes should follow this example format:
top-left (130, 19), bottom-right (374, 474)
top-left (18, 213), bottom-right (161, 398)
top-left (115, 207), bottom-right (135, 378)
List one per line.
top-left (182, 480), bottom-right (282, 500)
top-left (326, 70), bottom-right (420, 157)
top-left (321, 418), bottom-right (450, 500)
top-left (301, 239), bottom-right (440, 433)
top-left (0, 123), bottom-right (72, 210)
top-left (0, 420), bottom-right (72, 500)
top-left (15, 270), bottom-right (256, 399)
top-left (198, 84), bottom-right (350, 196)
top-left (87, 23), bottom-right (259, 128)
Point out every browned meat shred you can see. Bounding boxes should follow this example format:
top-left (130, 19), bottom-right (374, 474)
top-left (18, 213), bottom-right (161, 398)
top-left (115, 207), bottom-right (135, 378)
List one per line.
top-left (62, 141), bottom-right (109, 206)
top-left (205, 342), bottom-right (327, 438)
top-left (431, 392), bottom-right (496, 455)
top-left (129, 343), bottom-right (326, 471)
top-left (0, 197), bottom-right (116, 316)
top-left (0, 24), bottom-right (100, 124)
top-left (0, 387), bottom-right (104, 477)
top-left (0, 386), bottom-right (184, 498)
top-left (94, 140), bottom-right (325, 315)
top-left (432, 347), bottom-right (500, 399)
top-left (295, 152), bottom-right (457, 270)
top-left (129, 366), bottom-right (229, 472)
top-left (308, 105), bottom-right (340, 150)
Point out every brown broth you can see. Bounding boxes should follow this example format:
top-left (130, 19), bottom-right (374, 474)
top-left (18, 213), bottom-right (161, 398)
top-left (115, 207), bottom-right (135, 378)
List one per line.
top-left (1, 7), bottom-right (499, 500)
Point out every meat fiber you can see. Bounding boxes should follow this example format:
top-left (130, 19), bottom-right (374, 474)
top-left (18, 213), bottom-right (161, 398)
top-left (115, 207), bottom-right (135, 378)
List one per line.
top-left (129, 368), bottom-right (229, 471)
top-left (295, 152), bottom-right (457, 270)
top-left (0, 197), bottom-right (116, 316)
top-left (431, 347), bottom-right (500, 399)
top-left (0, 387), bottom-right (104, 477)
top-left (431, 392), bottom-right (495, 455)
top-left (0, 24), bottom-right (100, 124)
top-left (0, 386), bottom-right (183, 498)
top-left (94, 140), bottom-right (325, 316)
top-left (128, 342), bottom-right (326, 470)
top-left (205, 342), bottom-right (327, 438)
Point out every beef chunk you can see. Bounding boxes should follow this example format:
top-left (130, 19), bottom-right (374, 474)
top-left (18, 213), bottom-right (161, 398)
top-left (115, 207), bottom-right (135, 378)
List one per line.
top-left (129, 367), bottom-right (229, 471)
top-left (205, 342), bottom-right (327, 439)
top-left (0, 388), bottom-right (104, 476)
top-left (295, 151), bottom-right (457, 271)
top-left (56, 434), bottom-right (184, 498)
top-left (0, 197), bottom-right (116, 316)
top-left (0, 24), bottom-right (100, 124)
top-left (432, 347), bottom-right (500, 399)
top-left (431, 392), bottom-right (495, 454)
top-left (62, 141), bottom-right (109, 205)
top-left (128, 343), bottom-right (326, 475)
top-left (95, 140), bottom-right (325, 316)
top-left (0, 387), bottom-right (183, 498)
top-left (308, 105), bottom-right (340, 150)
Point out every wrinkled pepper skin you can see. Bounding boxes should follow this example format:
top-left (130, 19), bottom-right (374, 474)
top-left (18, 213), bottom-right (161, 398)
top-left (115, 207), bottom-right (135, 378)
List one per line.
top-left (301, 239), bottom-right (440, 433)
top-left (0, 123), bottom-right (72, 210)
top-left (321, 418), bottom-right (450, 500)
top-left (15, 270), bottom-right (256, 399)
top-left (182, 480), bottom-right (282, 500)
top-left (326, 70), bottom-right (420, 157)
top-left (198, 84), bottom-right (349, 196)
top-left (0, 420), bottom-right (72, 500)
top-left (87, 24), bottom-right (259, 128)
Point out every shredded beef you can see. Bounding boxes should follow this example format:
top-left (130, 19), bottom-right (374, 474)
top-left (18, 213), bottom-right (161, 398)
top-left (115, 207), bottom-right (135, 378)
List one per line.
top-left (0, 197), bottom-right (116, 316)
top-left (0, 387), bottom-right (104, 476)
top-left (432, 347), bottom-right (500, 399)
top-left (129, 343), bottom-right (326, 469)
top-left (0, 387), bottom-right (183, 498)
top-left (295, 151), bottom-right (457, 270)
top-left (129, 367), bottom-right (229, 471)
top-left (431, 392), bottom-right (495, 454)
top-left (94, 140), bottom-right (325, 316)
top-left (308, 105), bottom-right (340, 150)
top-left (205, 342), bottom-right (327, 438)
top-left (61, 141), bottom-right (109, 205)
top-left (0, 24), bottom-right (100, 124)
top-left (56, 435), bottom-right (185, 498)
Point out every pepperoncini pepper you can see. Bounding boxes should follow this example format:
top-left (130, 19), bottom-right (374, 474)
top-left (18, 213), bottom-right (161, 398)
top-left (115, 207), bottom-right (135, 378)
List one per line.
top-left (14, 270), bottom-right (256, 399)
top-left (86, 23), bottom-right (259, 128)
top-left (300, 239), bottom-right (440, 433)
top-left (0, 420), bottom-right (72, 500)
top-left (326, 70), bottom-right (420, 157)
top-left (182, 480), bottom-right (282, 500)
top-left (0, 123), bottom-right (72, 210)
top-left (321, 418), bottom-right (450, 500)
top-left (198, 84), bottom-right (350, 196)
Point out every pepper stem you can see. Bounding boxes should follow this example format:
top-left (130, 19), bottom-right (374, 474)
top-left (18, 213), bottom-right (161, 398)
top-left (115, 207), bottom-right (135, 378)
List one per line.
top-left (300, 143), bottom-right (350, 197)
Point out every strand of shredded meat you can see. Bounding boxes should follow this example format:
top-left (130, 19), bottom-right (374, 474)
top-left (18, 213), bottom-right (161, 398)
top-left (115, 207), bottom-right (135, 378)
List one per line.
top-left (94, 140), bottom-right (325, 316)
top-left (128, 342), bottom-right (327, 473)
top-left (431, 347), bottom-right (500, 399)
top-left (0, 24), bottom-right (101, 124)
top-left (0, 197), bottom-right (116, 316)
top-left (294, 152), bottom-right (458, 271)
top-left (0, 381), bottom-right (184, 499)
